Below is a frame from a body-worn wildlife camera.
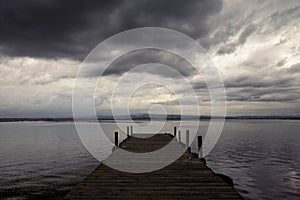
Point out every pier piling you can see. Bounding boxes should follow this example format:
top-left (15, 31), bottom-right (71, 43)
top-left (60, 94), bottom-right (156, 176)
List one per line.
top-left (186, 130), bottom-right (189, 148)
top-left (127, 126), bottom-right (130, 137)
top-left (174, 126), bottom-right (177, 137)
top-left (114, 131), bottom-right (118, 147)
top-left (198, 135), bottom-right (203, 158)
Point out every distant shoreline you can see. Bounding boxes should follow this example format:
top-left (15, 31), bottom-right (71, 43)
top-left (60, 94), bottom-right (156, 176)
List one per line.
top-left (1, 116), bottom-right (300, 122)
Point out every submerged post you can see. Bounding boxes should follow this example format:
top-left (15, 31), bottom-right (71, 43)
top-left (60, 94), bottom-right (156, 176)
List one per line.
top-left (198, 135), bottom-right (203, 158)
top-left (174, 126), bottom-right (177, 137)
top-left (186, 130), bottom-right (189, 148)
top-left (114, 131), bottom-right (118, 147)
top-left (130, 126), bottom-right (133, 135)
top-left (178, 130), bottom-right (181, 143)
top-left (127, 126), bottom-right (130, 137)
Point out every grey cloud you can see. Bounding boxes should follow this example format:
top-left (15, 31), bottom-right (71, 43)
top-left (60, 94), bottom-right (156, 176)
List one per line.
top-left (192, 72), bottom-right (289, 91)
top-left (276, 57), bottom-right (287, 67)
top-left (226, 87), bottom-right (300, 102)
top-left (224, 76), bottom-right (293, 89)
top-left (207, 24), bottom-right (241, 48)
top-left (274, 38), bottom-right (287, 46)
top-left (238, 24), bottom-right (256, 44)
top-left (267, 5), bottom-right (300, 31)
top-left (0, 0), bottom-right (222, 60)
top-left (287, 63), bottom-right (300, 73)
top-left (217, 42), bottom-right (237, 55)
top-left (84, 48), bottom-right (197, 78)
top-left (225, 63), bottom-right (300, 102)
top-left (191, 61), bottom-right (300, 103)
top-left (2, 0), bottom-right (300, 117)
top-left (217, 24), bottom-right (256, 55)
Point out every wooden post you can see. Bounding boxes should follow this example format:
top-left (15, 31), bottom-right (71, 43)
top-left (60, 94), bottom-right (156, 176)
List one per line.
top-left (130, 126), bottom-right (133, 135)
top-left (114, 131), bottom-right (118, 147)
top-left (174, 126), bottom-right (177, 137)
top-left (178, 130), bottom-right (181, 143)
top-left (186, 130), bottom-right (189, 148)
top-left (127, 126), bottom-right (130, 137)
top-left (198, 135), bottom-right (203, 158)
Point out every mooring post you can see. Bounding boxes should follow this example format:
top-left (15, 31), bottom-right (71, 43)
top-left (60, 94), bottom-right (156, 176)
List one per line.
top-left (127, 126), bottom-right (130, 137)
top-left (174, 126), bottom-right (177, 137)
top-left (114, 131), bottom-right (118, 147)
top-left (178, 130), bottom-right (181, 143)
top-left (130, 126), bottom-right (133, 135)
top-left (186, 130), bottom-right (189, 148)
top-left (198, 135), bottom-right (203, 158)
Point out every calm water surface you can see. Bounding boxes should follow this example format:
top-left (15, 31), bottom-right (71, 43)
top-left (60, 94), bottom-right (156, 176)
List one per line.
top-left (0, 120), bottom-right (299, 199)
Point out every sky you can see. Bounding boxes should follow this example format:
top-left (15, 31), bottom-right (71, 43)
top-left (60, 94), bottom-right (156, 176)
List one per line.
top-left (0, 0), bottom-right (300, 117)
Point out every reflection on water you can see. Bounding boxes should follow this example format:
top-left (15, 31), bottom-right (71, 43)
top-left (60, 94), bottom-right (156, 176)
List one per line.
top-left (0, 120), bottom-right (299, 199)
top-left (0, 122), bottom-right (99, 199)
top-left (205, 120), bottom-right (300, 200)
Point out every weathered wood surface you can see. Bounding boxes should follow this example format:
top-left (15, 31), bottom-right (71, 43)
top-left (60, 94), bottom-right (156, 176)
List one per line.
top-left (65, 134), bottom-right (243, 199)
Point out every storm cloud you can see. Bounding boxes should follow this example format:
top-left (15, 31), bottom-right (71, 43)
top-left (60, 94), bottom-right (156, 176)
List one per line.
top-left (0, 0), bottom-right (222, 60)
top-left (0, 0), bottom-right (300, 117)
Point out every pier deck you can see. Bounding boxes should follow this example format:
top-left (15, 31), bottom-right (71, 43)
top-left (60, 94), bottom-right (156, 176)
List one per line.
top-left (65, 133), bottom-right (243, 199)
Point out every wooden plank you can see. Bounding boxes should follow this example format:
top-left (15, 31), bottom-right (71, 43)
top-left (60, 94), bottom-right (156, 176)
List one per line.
top-left (65, 133), bottom-right (244, 199)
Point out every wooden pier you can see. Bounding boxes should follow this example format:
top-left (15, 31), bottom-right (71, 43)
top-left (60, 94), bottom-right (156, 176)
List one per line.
top-left (65, 132), bottom-right (243, 199)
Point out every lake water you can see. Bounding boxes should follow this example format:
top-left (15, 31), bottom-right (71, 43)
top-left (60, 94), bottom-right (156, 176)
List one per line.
top-left (0, 120), bottom-right (299, 199)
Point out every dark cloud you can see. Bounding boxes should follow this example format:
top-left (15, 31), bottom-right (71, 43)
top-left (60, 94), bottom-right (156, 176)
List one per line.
top-left (191, 62), bottom-right (300, 103)
top-left (100, 48), bottom-right (197, 78)
top-left (224, 76), bottom-right (293, 89)
top-left (226, 87), bottom-right (300, 102)
top-left (0, 0), bottom-right (222, 60)
top-left (192, 74), bottom-right (291, 91)
top-left (1, 0), bottom-right (300, 117)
